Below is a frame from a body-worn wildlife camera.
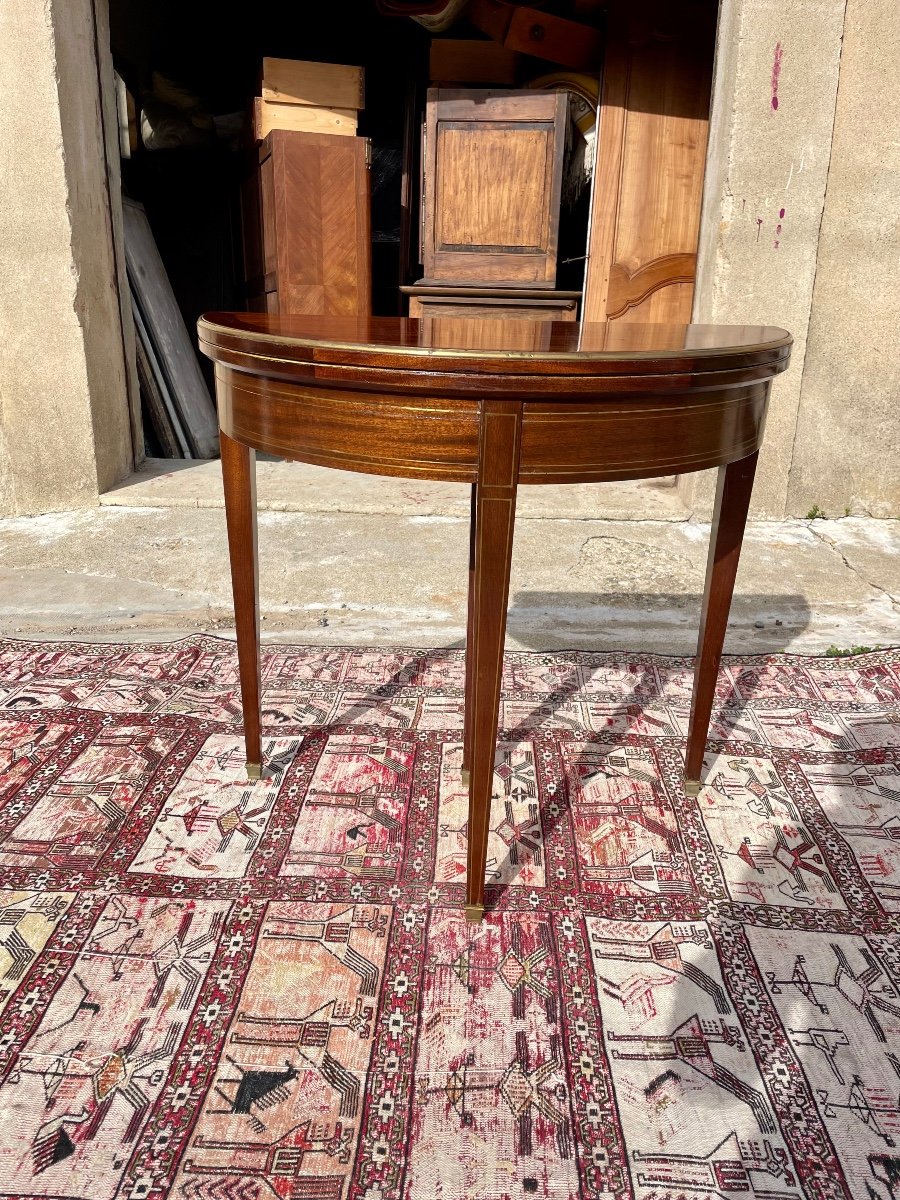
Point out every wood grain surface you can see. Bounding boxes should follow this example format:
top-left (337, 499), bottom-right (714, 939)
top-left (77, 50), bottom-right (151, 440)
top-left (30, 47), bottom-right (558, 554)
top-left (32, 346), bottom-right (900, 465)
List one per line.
top-left (422, 89), bottom-right (567, 287)
top-left (244, 132), bottom-right (371, 318)
top-left (583, 0), bottom-right (716, 324)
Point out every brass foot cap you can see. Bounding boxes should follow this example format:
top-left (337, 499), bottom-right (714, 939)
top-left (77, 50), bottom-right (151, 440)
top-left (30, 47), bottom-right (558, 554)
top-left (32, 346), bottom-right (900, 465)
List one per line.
top-left (461, 768), bottom-right (471, 788)
top-left (246, 762), bottom-right (263, 781)
top-left (464, 903), bottom-right (485, 923)
top-left (684, 778), bottom-right (701, 796)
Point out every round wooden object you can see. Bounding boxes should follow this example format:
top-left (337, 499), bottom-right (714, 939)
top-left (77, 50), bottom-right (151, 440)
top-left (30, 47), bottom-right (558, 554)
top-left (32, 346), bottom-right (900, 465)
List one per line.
top-left (198, 313), bottom-right (792, 485)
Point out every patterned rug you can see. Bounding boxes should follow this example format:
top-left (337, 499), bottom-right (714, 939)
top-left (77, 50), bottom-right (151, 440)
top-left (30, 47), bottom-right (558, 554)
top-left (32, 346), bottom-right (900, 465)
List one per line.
top-left (0, 637), bottom-right (899, 1200)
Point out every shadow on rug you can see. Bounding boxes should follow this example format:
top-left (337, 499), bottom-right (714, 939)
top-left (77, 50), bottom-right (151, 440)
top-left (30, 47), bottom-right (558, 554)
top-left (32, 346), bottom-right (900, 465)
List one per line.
top-left (0, 636), bottom-right (899, 1200)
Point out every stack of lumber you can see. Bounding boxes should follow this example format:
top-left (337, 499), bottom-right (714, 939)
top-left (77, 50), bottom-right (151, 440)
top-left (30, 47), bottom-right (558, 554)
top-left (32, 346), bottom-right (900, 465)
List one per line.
top-left (252, 58), bottom-right (364, 141)
top-left (122, 199), bottom-right (219, 459)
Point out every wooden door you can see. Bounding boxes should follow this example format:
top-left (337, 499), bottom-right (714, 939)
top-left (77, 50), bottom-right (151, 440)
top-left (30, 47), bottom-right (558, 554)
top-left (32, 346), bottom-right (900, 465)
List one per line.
top-left (422, 89), bottom-right (568, 288)
top-left (583, 0), bottom-right (716, 324)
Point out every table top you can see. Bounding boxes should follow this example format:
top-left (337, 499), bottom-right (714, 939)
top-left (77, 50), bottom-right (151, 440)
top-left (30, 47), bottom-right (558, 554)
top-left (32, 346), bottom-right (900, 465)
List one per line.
top-left (199, 313), bottom-right (792, 381)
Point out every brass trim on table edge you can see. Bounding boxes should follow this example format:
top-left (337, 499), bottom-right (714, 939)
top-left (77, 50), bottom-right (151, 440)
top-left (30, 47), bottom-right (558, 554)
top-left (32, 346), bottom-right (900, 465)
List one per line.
top-left (460, 768), bottom-right (471, 788)
top-left (465, 904), bottom-right (485, 923)
top-left (246, 762), bottom-right (263, 781)
top-left (198, 321), bottom-right (793, 364)
top-left (208, 343), bottom-right (790, 389)
top-left (684, 778), bottom-right (701, 796)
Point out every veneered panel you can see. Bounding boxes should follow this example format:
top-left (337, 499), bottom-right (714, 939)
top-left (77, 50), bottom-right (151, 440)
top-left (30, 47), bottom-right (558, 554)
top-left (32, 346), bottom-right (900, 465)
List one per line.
top-left (423, 89), bottom-right (567, 286)
top-left (436, 126), bottom-right (549, 250)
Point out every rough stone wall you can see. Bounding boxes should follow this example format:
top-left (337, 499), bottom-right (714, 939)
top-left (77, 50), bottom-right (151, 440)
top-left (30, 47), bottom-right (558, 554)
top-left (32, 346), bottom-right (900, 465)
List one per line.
top-left (0, 0), bottom-right (133, 517)
top-left (786, 0), bottom-right (900, 517)
top-left (685, 0), bottom-right (848, 518)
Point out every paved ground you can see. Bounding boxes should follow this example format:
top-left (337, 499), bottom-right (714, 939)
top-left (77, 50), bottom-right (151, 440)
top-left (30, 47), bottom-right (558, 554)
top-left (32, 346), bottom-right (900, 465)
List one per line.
top-left (0, 460), bottom-right (897, 654)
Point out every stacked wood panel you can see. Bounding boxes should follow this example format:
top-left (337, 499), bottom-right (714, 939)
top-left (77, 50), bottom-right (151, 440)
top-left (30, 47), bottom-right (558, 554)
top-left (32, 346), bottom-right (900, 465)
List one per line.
top-left (241, 60), bottom-right (371, 317)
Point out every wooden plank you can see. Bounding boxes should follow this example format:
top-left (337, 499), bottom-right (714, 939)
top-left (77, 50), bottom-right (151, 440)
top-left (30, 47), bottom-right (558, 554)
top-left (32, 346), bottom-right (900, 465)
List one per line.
top-left (409, 294), bottom-right (578, 322)
top-left (429, 39), bottom-right (518, 85)
top-left (261, 57), bottom-right (364, 111)
top-left (122, 199), bottom-right (219, 458)
top-left (581, 36), bottom-right (628, 323)
top-left (252, 97), bottom-right (357, 141)
top-left (131, 295), bottom-right (191, 458)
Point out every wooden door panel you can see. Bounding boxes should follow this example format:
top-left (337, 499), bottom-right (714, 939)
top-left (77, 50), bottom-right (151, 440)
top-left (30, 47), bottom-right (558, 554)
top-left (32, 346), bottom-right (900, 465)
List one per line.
top-left (423, 89), bottom-right (567, 287)
top-left (436, 126), bottom-right (549, 248)
top-left (583, 0), bottom-right (716, 324)
top-left (606, 253), bottom-right (697, 321)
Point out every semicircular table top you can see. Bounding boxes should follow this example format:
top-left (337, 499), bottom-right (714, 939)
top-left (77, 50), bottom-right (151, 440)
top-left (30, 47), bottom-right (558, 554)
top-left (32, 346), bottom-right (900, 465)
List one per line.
top-left (198, 312), bottom-right (792, 381)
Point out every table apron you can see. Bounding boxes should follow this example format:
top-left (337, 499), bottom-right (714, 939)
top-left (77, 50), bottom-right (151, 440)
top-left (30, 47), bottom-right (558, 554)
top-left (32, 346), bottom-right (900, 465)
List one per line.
top-left (214, 365), bottom-right (770, 484)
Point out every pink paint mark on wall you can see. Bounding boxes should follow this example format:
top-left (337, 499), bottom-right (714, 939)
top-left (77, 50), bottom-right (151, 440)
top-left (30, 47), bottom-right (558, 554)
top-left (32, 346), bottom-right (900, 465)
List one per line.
top-left (775, 206), bottom-right (785, 247)
top-left (756, 218), bottom-right (763, 242)
top-left (771, 42), bottom-right (783, 110)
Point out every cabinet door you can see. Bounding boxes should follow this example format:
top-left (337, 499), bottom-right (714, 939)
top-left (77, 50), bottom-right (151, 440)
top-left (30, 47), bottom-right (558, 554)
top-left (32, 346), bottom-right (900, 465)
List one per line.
top-left (422, 89), bottom-right (568, 287)
top-left (583, 0), bottom-right (716, 323)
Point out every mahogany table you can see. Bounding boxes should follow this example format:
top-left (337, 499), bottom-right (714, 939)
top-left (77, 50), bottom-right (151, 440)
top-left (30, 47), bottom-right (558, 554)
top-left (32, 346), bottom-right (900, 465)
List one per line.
top-left (198, 313), bottom-right (792, 921)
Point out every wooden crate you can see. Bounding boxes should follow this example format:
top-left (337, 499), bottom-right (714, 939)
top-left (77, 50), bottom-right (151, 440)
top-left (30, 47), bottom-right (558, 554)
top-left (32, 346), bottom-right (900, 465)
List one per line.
top-left (252, 97), bottom-right (357, 141)
top-left (261, 58), bottom-right (364, 111)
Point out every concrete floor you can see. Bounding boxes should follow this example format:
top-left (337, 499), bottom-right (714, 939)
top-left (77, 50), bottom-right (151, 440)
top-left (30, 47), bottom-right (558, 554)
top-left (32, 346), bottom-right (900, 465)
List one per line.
top-left (0, 460), bottom-right (897, 654)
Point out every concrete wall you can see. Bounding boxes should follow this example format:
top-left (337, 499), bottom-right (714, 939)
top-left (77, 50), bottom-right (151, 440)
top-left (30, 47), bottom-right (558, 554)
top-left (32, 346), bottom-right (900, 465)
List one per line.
top-left (0, 0), bottom-right (134, 517)
top-left (786, 0), bottom-right (900, 517)
top-left (685, 0), bottom-right (848, 518)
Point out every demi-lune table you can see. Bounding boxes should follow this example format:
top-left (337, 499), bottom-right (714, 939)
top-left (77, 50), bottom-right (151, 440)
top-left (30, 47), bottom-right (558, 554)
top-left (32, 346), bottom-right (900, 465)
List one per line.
top-left (198, 313), bottom-right (792, 920)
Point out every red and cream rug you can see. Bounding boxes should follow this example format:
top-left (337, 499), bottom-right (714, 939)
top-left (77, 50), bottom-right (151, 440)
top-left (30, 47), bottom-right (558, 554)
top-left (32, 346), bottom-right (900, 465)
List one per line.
top-left (0, 636), bottom-right (898, 1200)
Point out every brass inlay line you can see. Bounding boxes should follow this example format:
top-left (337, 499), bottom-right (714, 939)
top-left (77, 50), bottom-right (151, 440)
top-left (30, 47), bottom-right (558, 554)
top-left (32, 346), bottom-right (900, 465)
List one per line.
top-left (229, 426), bottom-right (476, 474)
top-left (230, 377), bottom-right (477, 418)
top-left (519, 437), bottom-right (760, 475)
top-left (522, 397), bottom-right (758, 420)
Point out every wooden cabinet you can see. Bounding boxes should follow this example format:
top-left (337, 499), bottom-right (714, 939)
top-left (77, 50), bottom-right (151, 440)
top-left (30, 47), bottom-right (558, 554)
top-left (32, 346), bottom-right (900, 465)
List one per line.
top-left (421, 88), bottom-right (568, 288)
top-left (241, 129), bottom-right (371, 316)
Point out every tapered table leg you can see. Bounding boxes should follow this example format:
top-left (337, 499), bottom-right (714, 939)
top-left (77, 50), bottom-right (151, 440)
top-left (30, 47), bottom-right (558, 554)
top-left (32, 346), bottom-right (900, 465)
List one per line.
top-left (465, 402), bottom-right (522, 921)
top-left (462, 482), bottom-right (477, 788)
top-left (220, 431), bottom-right (262, 780)
top-left (684, 450), bottom-right (759, 792)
